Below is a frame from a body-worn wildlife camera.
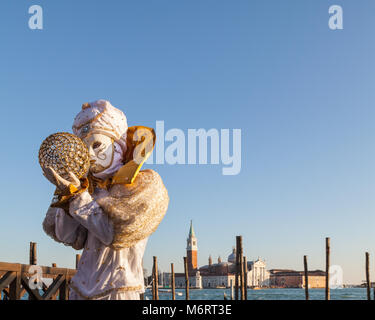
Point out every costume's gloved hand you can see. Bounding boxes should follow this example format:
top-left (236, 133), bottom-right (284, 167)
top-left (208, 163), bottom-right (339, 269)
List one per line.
top-left (42, 166), bottom-right (81, 194)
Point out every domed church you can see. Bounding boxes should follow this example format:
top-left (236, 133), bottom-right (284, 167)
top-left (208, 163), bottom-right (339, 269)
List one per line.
top-left (198, 247), bottom-right (270, 288)
top-left (164, 221), bottom-right (270, 289)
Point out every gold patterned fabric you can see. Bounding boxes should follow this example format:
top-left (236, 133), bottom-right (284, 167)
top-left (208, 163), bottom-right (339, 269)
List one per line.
top-left (96, 169), bottom-right (169, 250)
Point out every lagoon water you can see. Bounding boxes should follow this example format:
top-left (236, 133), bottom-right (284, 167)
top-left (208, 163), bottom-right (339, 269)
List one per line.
top-left (145, 288), bottom-right (368, 300)
top-left (15, 287), bottom-right (367, 300)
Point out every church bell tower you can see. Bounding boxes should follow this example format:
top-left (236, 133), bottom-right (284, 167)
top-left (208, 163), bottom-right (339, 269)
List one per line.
top-left (186, 220), bottom-right (198, 274)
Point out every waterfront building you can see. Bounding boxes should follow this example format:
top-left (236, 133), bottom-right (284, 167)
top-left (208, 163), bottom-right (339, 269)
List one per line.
top-left (162, 221), bottom-right (270, 289)
top-left (247, 257), bottom-right (270, 287)
top-left (199, 251), bottom-right (270, 288)
top-left (269, 269), bottom-right (326, 288)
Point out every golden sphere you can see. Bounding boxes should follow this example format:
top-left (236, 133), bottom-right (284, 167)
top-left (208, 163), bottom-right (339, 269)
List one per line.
top-left (39, 132), bottom-right (90, 180)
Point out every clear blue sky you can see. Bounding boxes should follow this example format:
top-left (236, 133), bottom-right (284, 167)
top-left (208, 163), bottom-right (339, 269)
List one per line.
top-left (1, 0), bottom-right (374, 284)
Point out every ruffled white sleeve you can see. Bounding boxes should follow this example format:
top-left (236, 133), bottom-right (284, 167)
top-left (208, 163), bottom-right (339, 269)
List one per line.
top-left (43, 206), bottom-right (88, 250)
top-left (55, 209), bottom-right (81, 243)
top-left (69, 190), bottom-right (114, 246)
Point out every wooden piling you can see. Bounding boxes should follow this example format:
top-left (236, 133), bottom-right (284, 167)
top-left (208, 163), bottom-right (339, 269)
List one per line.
top-left (151, 264), bottom-right (155, 299)
top-left (243, 256), bottom-right (247, 300)
top-left (230, 279), bottom-right (234, 300)
top-left (29, 242), bottom-right (37, 265)
top-left (171, 263), bottom-right (176, 300)
top-left (325, 237), bottom-right (330, 300)
top-left (304, 255), bottom-right (309, 300)
top-left (235, 237), bottom-right (239, 300)
top-left (152, 256), bottom-right (159, 300)
top-left (236, 236), bottom-right (245, 300)
top-left (366, 252), bottom-right (371, 300)
top-left (184, 257), bottom-right (189, 300)
top-left (28, 242), bottom-right (37, 300)
top-left (50, 263), bottom-right (59, 299)
top-left (75, 254), bottom-right (81, 269)
top-left (151, 269), bottom-right (155, 298)
top-left (240, 239), bottom-right (245, 300)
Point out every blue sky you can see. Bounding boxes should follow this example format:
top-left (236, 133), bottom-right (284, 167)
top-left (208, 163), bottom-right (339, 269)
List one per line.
top-left (1, 0), bottom-right (374, 284)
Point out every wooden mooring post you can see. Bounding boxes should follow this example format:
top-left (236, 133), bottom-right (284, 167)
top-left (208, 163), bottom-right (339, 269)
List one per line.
top-left (366, 252), bottom-right (371, 300)
top-left (235, 238), bottom-right (239, 300)
top-left (152, 256), bottom-right (159, 300)
top-left (236, 236), bottom-right (245, 300)
top-left (151, 265), bottom-right (155, 299)
top-left (230, 279), bottom-right (234, 300)
top-left (28, 242), bottom-right (37, 300)
top-left (304, 255), bottom-right (309, 300)
top-left (171, 263), bottom-right (176, 300)
top-left (29, 242), bottom-right (37, 265)
top-left (184, 257), bottom-right (189, 300)
top-left (50, 263), bottom-right (59, 300)
top-left (243, 256), bottom-right (247, 300)
top-left (75, 254), bottom-right (81, 269)
top-left (325, 237), bottom-right (330, 300)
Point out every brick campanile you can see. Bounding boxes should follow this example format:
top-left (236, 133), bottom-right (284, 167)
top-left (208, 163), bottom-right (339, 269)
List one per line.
top-left (186, 220), bottom-right (198, 274)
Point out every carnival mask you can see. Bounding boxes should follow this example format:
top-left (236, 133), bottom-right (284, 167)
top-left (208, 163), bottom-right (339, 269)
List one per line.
top-left (83, 133), bottom-right (114, 174)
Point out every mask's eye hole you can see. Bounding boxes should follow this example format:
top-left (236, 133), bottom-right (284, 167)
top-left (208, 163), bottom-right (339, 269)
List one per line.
top-left (93, 141), bottom-right (102, 149)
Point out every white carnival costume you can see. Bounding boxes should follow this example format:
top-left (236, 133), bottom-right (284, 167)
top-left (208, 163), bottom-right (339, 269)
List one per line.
top-left (42, 100), bottom-right (169, 300)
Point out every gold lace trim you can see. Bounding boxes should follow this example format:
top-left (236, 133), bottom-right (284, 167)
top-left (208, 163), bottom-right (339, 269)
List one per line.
top-left (80, 127), bottom-right (119, 140)
top-left (73, 109), bottom-right (106, 130)
top-left (69, 283), bottom-right (143, 300)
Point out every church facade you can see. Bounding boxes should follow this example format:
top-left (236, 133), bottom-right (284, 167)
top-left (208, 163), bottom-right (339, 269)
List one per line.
top-left (162, 221), bottom-right (270, 289)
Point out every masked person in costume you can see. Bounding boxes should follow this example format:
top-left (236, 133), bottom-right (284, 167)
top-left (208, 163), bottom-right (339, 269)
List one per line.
top-left (42, 99), bottom-right (169, 300)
